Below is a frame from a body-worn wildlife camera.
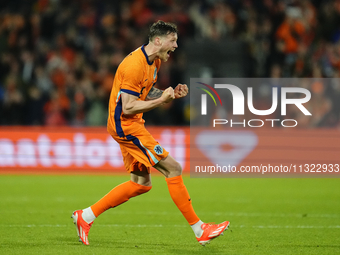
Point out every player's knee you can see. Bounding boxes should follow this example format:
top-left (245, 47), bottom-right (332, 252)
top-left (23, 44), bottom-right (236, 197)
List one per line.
top-left (170, 161), bottom-right (182, 176)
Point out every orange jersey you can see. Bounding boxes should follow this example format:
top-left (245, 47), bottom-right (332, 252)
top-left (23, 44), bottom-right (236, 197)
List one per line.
top-left (107, 45), bottom-right (161, 137)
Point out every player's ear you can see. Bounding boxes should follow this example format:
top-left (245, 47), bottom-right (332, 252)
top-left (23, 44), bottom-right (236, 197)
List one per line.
top-left (154, 36), bottom-right (162, 46)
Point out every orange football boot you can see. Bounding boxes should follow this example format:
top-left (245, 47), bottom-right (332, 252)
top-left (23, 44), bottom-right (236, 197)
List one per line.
top-left (196, 221), bottom-right (230, 246)
top-left (71, 210), bottom-right (93, 245)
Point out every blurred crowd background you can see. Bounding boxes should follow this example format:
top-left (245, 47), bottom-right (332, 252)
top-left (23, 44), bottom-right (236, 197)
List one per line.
top-left (0, 0), bottom-right (340, 127)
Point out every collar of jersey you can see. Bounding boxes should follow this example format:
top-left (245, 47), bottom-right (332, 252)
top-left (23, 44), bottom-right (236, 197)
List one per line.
top-left (141, 44), bottom-right (153, 65)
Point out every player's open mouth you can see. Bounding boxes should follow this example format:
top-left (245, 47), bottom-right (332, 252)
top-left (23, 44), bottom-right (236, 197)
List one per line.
top-left (167, 49), bottom-right (175, 57)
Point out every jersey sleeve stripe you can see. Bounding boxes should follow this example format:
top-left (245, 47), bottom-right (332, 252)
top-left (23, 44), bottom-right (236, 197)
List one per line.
top-left (121, 89), bottom-right (140, 97)
top-left (114, 97), bottom-right (125, 137)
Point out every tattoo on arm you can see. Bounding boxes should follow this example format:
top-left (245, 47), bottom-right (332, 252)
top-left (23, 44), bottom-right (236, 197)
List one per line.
top-left (146, 86), bottom-right (163, 100)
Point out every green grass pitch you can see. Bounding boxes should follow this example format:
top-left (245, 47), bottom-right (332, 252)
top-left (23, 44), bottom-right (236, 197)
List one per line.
top-left (0, 174), bottom-right (339, 255)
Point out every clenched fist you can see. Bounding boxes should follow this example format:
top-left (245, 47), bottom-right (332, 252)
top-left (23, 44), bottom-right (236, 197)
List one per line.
top-left (174, 84), bottom-right (188, 99)
top-left (161, 87), bottom-right (175, 103)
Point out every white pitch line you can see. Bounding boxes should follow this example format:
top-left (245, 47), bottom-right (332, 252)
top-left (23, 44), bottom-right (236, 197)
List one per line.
top-left (2, 224), bottom-right (340, 229)
top-left (110, 211), bottom-right (340, 218)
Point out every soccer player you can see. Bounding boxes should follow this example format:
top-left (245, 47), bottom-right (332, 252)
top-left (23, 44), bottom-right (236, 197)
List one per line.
top-left (72, 20), bottom-right (229, 246)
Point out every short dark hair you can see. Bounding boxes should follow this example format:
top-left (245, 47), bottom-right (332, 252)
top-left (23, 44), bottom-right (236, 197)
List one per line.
top-left (148, 20), bottom-right (178, 41)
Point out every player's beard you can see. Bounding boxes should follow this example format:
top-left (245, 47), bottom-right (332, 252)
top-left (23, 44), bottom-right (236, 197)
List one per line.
top-left (162, 51), bottom-right (170, 62)
top-left (158, 49), bottom-right (170, 62)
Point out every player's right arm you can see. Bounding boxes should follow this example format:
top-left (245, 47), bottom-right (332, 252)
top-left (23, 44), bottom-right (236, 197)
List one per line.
top-left (121, 87), bottom-right (175, 115)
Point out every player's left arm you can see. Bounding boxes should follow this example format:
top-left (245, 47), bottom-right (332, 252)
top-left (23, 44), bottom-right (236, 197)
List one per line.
top-left (146, 86), bottom-right (163, 100)
top-left (173, 84), bottom-right (188, 99)
top-left (146, 84), bottom-right (188, 100)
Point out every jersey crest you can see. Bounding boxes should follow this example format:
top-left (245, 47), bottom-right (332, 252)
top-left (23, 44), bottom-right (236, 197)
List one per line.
top-left (154, 145), bottom-right (163, 155)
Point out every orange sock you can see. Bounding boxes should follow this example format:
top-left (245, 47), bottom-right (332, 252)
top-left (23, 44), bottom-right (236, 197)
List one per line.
top-left (91, 180), bottom-right (151, 217)
top-left (166, 175), bottom-right (200, 225)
